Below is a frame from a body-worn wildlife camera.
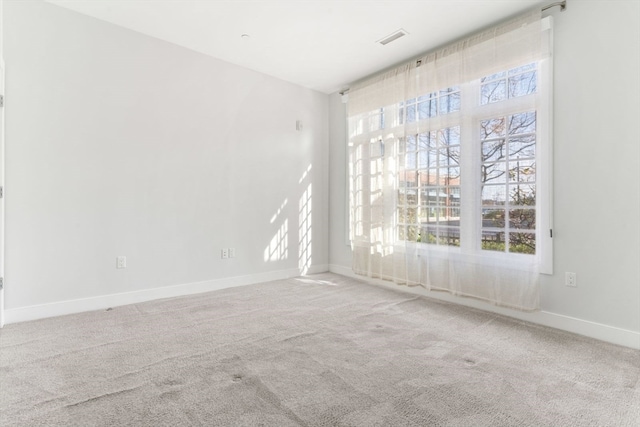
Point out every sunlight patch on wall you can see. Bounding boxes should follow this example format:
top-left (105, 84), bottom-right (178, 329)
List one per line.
top-left (299, 164), bottom-right (312, 184)
top-left (264, 199), bottom-right (289, 262)
top-left (270, 199), bottom-right (288, 224)
top-left (298, 182), bottom-right (312, 275)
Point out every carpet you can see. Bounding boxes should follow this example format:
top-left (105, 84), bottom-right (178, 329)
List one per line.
top-left (1, 273), bottom-right (638, 426)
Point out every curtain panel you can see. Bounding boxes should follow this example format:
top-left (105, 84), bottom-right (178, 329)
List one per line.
top-left (348, 11), bottom-right (552, 311)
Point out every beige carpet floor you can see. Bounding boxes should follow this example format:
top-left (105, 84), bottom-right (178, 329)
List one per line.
top-left (1, 273), bottom-right (638, 426)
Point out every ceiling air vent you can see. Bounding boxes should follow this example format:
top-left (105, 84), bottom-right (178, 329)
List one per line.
top-left (377, 29), bottom-right (408, 46)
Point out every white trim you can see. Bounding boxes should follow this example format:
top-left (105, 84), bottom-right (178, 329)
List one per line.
top-left (537, 21), bottom-right (554, 274)
top-left (344, 101), bottom-right (352, 247)
top-left (305, 264), bottom-right (330, 275)
top-left (4, 265), bottom-right (329, 325)
top-left (6, 263), bottom-right (637, 349)
top-left (0, 60), bottom-right (5, 328)
top-left (329, 264), bottom-right (640, 349)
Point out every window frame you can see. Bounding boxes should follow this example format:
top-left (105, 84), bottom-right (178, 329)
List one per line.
top-left (348, 70), bottom-right (552, 275)
top-left (392, 57), bottom-right (552, 274)
top-left (347, 17), bottom-right (553, 275)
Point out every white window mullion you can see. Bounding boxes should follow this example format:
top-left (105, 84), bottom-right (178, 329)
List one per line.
top-left (537, 56), bottom-right (553, 274)
top-left (459, 81), bottom-right (479, 254)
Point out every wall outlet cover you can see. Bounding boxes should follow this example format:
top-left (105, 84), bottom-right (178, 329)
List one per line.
top-left (565, 272), bottom-right (577, 287)
top-left (116, 256), bottom-right (127, 269)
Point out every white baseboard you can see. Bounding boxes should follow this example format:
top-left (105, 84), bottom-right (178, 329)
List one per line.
top-left (4, 266), bottom-right (328, 325)
top-left (8, 263), bottom-right (636, 350)
top-left (305, 264), bottom-right (330, 275)
top-left (329, 264), bottom-right (640, 350)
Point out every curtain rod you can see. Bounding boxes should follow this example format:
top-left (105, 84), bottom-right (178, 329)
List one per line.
top-left (339, 1), bottom-right (566, 96)
top-left (542, 1), bottom-right (566, 12)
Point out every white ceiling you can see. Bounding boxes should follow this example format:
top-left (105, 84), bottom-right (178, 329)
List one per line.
top-left (45, 0), bottom-right (547, 94)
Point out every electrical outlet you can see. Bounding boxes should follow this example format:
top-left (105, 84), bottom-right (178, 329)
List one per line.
top-left (221, 248), bottom-right (229, 259)
top-left (565, 272), bottom-right (577, 287)
top-left (116, 256), bottom-right (127, 269)
top-left (229, 248), bottom-right (236, 258)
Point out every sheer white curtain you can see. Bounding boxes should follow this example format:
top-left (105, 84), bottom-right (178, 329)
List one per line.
top-left (348, 11), bottom-right (552, 311)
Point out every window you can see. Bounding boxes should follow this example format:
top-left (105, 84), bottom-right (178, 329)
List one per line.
top-left (398, 126), bottom-right (461, 246)
top-left (480, 111), bottom-right (537, 254)
top-left (388, 61), bottom-right (550, 268)
top-left (347, 12), bottom-right (551, 310)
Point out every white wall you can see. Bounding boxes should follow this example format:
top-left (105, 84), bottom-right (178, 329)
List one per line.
top-left (3, 0), bottom-right (328, 315)
top-left (329, 0), bottom-right (640, 346)
top-left (328, 93), bottom-right (351, 269)
top-left (4, 0), bottom-right (639, 347)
